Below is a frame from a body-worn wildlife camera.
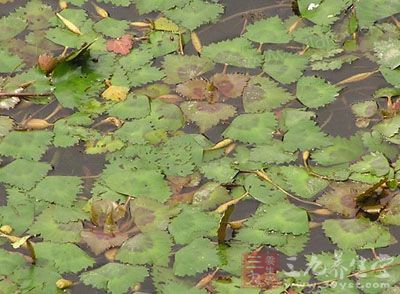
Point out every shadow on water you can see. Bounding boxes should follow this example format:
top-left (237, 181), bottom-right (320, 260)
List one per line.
top-left (1, 0), bottom-right (399, 293)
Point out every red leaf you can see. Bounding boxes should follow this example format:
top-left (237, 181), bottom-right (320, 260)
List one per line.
top-left (106, 34), bottom-right (133, 55)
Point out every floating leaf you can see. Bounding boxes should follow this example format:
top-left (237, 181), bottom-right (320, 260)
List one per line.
top-left (202, 38), bottom-right (263, 68)
top-left (293, 25), bottom-right (338, 50)
top-left (29, 176), bottom-right (82, 207)
top-left (223, 112), bottom-right (277, 144)
top-left (374, 39), bottom-right (400, 69)
top-left (116, 231), bottom-right (173, 267)
top-left (0, 130), bottom-right (52, 161)
top-left (243, 76), bottom-right (294, 113)
top-left (163, 54), bottom-right (214, 84)
top-left (176, 79), bottom-right (214, 101)
top-left (322, 218), bottom-right (394, 249)
top-left (212, 73), bottom-right (248, 99)
top-left (244, 16), bottom-right (291, 44)
top-left (173, 238), bottom-right (219, 277)
top-left (380, 194), bottom-right (400, 225)
top-left (93, 17), bottom-right (128, 38)
top-left (80, 263), bottom-right (148, 294)
top-left (296, 76), bottom-right (341, 108)
top-left (200, 157), bottom-right (238, 184)
top-left (317, 182), bottom-right (370, 218)
top-left (263, 50), bottom-right (308, 84)
top-left (101, 85), bottom-right (129, 101)
top-left (106, 34), bottom-right (133, 55)
top-left (180, 101), bottom-right (236, 133)
top-left (164, 0), bottom-right (224, 30)
top-left (35, 242), bottom-right (94, 273)
top-left (169, 207), bottom-right (220, 244)
top-left (351, 101), bottom-right (378, 118)
top-left (350, 152), bottom-right (391, 177)
top-left (0, 159), bottom-right (51, 190)
top-left (0, 116), bottom-right (13, 137)
top-left (297, 0), bottom-right (352, 26)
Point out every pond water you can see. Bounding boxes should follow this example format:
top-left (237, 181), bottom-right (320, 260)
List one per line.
top-left (1, 0), bottom-right (400, 293)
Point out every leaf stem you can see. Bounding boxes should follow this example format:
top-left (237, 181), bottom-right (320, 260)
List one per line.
top-left (291, 261), bottom-right (400, 289)
top-left (0, 92), bottom-right (53, 99)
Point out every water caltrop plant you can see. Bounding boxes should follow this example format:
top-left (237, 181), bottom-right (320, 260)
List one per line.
top-left (0, 0), bottom-right (400, 293)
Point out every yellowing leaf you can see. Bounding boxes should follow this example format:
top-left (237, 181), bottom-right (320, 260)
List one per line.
top-left (101, 86), bottom-right (129, 101)
top-left (56, 12), bottom-right (82, 35)
top-left (92, 2), bottom-right (109, 18)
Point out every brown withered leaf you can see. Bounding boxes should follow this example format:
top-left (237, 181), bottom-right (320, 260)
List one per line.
top-left (106, 34), bottom-right (133, 55)
top-left (211, 73), bottom-right (249, 99)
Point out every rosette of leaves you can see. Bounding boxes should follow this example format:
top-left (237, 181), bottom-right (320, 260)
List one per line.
top-left (81, 199), bottom-right (137, 255)
top-left (176, 73), bottom-right (248, 132)
top-left (234, 202), bottom-right (310, 255)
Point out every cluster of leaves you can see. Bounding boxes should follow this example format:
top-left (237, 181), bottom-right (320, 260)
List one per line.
top-left (1, 0), bottom-right (400, 293)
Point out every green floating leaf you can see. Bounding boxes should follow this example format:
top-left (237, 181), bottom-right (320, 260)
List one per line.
top-left (0, 248), bottom-right (26, 276)
top-left (244, 16), bottom-right (291, 44)
top-left (374, 115), bottom-right (400, 139)
top-left (311, 135), bottom-right (364, 165)
top-left (180, 101), bottom-right (236, 133)
top-left (0, 48), bottom-right (24, 73)
top-left (93, 17), bottom-right (129, 38)
top-left (104, 169), bottom-right (171, 202)
top-left (164, 0), bottom-right (224, 30)
top-left (200, 157), bottom-right (238, 183)
top-left (263, 49), bottom-right (308, 84)
top-left (173, 238), bottom-right (220, 277)
top-left (202, 37), bottom-right (263, 68)
top-left (305, 250), bottom-right (357, 281)
top-left (322, 218), bottom-right (394, 250)
top-left (0, 188), bottom-right (34, 234)
top-left (35, 242), bottom-right (94, 273)
top-left (0, 116), bottom-right (13, 137)
top-left (29, 176), bottom-right (82, 207)
top-left (293, 25), bottom-right (338, 50)
top-left (296, 76), bottom-right (341, 108)
top-left (0, 15), bottom-right (27, 41)
top-left (108, 94), bottom-right (150, 120)
top-left (192, 182), bottom-right (231, 210)
top-left (356, 0), bottom-right (400, 28)
top-left (244, 174), bottom-right (286, 205)
top-left (350, 152), bottom-right (391, 177)
top-left (80, 263), bottom-right (148, 294)
top-left (116, 231), bottom-right (173, 267)
top-left (223, 112), bottom-right (277, 144)
top-left (10, 266), bottom-right (62, 293)
top-left (375, 38), bottom-right (400, 70)
top-left (0, 130), bottom-right (52, 161)
top-left (246, 202), bottom-right (309, 235)
top-left (29, 206), bottom-right (83, 243)
top-left (281, 109), bottom-right (331, 152)
top-left (249, 142), bottom-right (297, 165)
top-left (270, 165), bottom-right (329, 199)
top-left (0, 159), bottom-right (51, 190)
top-left (163, 54), bottom-right (214, 84)
top-left (297, 0), bottom-right (352, 26)
top-left (243, 76), bottom-right (294, 113)
top-left (351, 101), bottom-right (378, 118)
top-left (380, 194), bottom-right (400, 225)
top-left (169, 207), bottom-right (220, 244)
